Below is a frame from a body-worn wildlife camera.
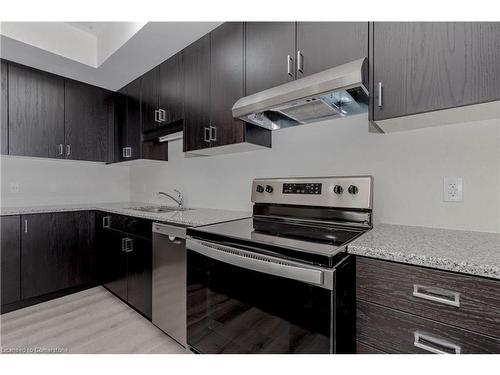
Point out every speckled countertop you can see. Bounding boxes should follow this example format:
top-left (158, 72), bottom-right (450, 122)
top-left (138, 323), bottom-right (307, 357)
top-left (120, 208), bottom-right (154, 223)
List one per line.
top-left (0, 202), bottom-right (250, 227)
top-left (347, 224), bottom-right (500, 280)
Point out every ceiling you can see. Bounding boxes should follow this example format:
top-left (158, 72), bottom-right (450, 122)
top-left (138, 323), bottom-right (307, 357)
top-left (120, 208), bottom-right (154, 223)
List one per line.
top-left (0, 22), bottom-right (222, 91)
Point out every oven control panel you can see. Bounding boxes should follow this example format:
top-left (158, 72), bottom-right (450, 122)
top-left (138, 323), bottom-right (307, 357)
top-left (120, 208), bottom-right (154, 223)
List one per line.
top-left (251, 176), bottom-right (373, 209)
top-left (282, 183), bottom-right (322, 195)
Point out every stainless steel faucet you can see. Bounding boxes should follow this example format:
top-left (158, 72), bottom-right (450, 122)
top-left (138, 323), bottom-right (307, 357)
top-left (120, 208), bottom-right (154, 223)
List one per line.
top-left (157, 189), bottom-right (184, 210)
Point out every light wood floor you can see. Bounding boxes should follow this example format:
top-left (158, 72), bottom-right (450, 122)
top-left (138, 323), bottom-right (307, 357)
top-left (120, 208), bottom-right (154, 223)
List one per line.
top-left (0, 286), bottom-right (189, 354)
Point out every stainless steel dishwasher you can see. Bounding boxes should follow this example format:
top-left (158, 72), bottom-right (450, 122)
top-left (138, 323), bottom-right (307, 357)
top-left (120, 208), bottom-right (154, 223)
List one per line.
top-left (152, 222), bottom-right (187, 347)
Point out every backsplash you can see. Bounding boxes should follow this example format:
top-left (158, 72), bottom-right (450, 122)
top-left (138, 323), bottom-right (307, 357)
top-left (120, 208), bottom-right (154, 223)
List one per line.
top-left (1, 156), bottom-right (130, 207)
top-left (129, 115), bottom-right (500, 233)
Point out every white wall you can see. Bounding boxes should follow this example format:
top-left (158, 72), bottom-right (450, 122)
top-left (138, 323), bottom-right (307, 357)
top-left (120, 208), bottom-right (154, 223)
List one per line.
top-left (129, 115), bottom-right (500, 233)
top-left (0, 156), bottom-right (130, 207)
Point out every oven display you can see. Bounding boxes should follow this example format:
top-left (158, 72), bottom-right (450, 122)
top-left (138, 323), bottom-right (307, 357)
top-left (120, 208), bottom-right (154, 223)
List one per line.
top-left (282, 183), bottom-right (322, 195)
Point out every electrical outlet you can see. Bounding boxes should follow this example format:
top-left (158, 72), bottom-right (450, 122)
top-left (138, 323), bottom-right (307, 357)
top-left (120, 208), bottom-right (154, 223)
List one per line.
top-left (10, 182), bottom-right (20, 193)
top-left (444, 177), bottom-right (463, 202)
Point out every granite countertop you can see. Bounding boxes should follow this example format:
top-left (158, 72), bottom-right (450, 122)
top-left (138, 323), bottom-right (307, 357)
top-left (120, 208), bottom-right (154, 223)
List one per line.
top-left (0, 202), bottom-right (250, 227)
top-left (347, 224), bottom-right (500, 280)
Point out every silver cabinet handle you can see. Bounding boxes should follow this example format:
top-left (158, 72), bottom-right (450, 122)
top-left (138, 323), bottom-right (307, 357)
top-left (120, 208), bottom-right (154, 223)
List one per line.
top-left (122, 237), bottom-right (134, 253)
top-left (122, 147), bottom-right (132, 158)
top-left (204, 127), bottom-right (211, 143)
top-left (24, 219), bottom-right (28, 233)
top-left (210, 126), bottom-right (217, 142)
top-left (413, 284), bottom-right (460, 307)
top-left (378, 82), bottom-right (383, 107)
top-left (58, 144), bottom-right (64, 156)
top-left (66, 144), bottom-right (71, 157)
top-left (154, 109), bottom-right (160, 123)
top-left (414, 332), bottom-right (461, 354)
top-left (102, 216), bottom-right (110, 229)
top-left (297, 50), bottom-right (304, 74)
top-left (158, 109), bottom-right (168, 123)
top-left (286, 54), bottom-right (294, 77)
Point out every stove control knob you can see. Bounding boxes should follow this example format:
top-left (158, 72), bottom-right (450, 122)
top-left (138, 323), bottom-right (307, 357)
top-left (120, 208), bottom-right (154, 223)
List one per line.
top-left (348, 185), bottom-right (359, 195)
top-left (265, 185), bottom-right (274, 193)
top-left (333, 185), bottom-right (343, 194)
top-left (256, 185), bottom-right (264, 193)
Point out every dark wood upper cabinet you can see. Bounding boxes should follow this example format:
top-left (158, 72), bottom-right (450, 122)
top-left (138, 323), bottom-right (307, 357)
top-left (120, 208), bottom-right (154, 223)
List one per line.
top-left (1, 60), bottom-right (8, 155)
top-left (245, 22), bottom-right (296, 95)
top-left (296, 22), bottom-right (368, 77)
top-left (210, 22), bottom-right (245, 148)
top-left (1, 215), bottom-right (21, 307)
top-left (372, 22), bottom-right (500, 121)
top-left (64, 79), bottom-right (113, 162)
top-left (116, 77), bottom-right (142, 161)
top-left (183, 34), bottom-right (211, 152)
top-left (159, 52), bottom-right (184, 125)
top-left (8, 63), bottom-right (64, 158)
top-left (141, 66), bottom-right (160, 132)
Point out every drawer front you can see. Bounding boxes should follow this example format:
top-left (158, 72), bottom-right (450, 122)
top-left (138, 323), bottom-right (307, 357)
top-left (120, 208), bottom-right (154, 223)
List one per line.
top-left (357, 300), bottom-right (500, 354)
top-left (356, 341), bottom-right (386, 354)
top-left (98, 212), bottom-right (152, 240)
top-left (356, 256), bottom-right (500, 338)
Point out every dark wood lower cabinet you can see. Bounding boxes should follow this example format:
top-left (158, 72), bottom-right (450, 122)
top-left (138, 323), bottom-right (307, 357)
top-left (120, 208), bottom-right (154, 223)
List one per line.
top-left (101, 228), bottom-right (128, 301)
top-left (1, 215), bottom-right (21, 307)
top-left (126, 234), bottom-right (152, 319)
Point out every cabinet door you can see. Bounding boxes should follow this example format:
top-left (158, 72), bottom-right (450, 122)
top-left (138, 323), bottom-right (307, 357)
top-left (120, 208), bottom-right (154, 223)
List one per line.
top-left (56, 211), bottom-right (92, 289)
top-left (99, 226), bottom-right (128, 301)
top-left (183, 34), bottom-right (211, 152)
top-left (116, 78), bottom-right (142, 161)
top-left (159, 52), bottom-right (184, 125)
top-left (1, 60), bottom-right (8, 155)
top-left (245, 22), bottom-right (296, 95)
top-left (126, 234), bottom-right (152, 319)
top-left (1, 215), bottom-right (21, 306)
top-left (210, 22), bottom-right (245, 148)
top-left (65, 80), bottom-right (113, 161)
top-left (21, 213), bottom-right (60, 299)
top-left (114, 89), bottom-right (128, 162)
top-left (296, 22), bottom-right (368, 77)
top-left (141, 66), bottom-right (160, 132)
top-left (8, 63), bottom-right (64, 158)
top-left (372, 22), bottom-right (500, 121)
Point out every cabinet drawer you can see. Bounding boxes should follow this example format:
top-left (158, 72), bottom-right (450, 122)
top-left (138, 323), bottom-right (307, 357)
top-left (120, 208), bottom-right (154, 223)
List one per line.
top-left (357, 300), bottom-right (500, 354)
top-left (98, 212), bottom-right (152, 240)
top-left (356, 256), bottom-right (500, 338)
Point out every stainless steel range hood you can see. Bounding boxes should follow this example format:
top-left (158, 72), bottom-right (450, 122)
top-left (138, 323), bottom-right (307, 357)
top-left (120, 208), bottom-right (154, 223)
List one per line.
top-left (232, 58), bottom-right (369, 130)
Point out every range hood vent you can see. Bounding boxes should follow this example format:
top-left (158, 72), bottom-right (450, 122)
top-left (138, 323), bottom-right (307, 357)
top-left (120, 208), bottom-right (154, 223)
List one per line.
top-left (232, 58), bottom-right (369, 130)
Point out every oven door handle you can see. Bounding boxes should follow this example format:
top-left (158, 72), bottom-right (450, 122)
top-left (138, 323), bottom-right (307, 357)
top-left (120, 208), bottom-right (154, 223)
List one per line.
top-left (187, 238), bottom-right (325, 286)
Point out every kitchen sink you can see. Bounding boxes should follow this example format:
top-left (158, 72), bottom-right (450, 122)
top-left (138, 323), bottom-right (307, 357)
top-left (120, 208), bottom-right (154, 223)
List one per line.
top-left (127, 205), bottom-right (192, 213)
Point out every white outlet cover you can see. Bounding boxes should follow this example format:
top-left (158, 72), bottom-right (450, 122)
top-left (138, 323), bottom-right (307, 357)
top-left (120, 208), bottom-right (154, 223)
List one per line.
top-left (10, 182), bottom-right (20, 193)
top-left (444, 177), bottom-right (463, 202)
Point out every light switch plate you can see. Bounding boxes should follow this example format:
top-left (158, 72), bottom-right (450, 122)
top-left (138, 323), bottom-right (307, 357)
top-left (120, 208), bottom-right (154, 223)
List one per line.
top-left (444, 177), bottom-right (463, 202)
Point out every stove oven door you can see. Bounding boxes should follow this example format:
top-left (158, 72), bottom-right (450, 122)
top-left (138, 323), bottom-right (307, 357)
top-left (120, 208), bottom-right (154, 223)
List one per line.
top-left (186, 238), bottom-right (334, 354)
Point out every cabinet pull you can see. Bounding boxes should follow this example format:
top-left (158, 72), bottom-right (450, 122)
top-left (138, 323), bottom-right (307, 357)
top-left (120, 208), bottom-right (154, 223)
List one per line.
top-left (286, 55), bottom-right (294, 77)
top-left (66, 144), bottom-right (71, 157)
top-left (414, 332), bottom-right (461, 354)
top-left (297, 50), bottom-right (304, 74)
top-left (413, 284), bottom-right (460, 307)
top-left (58, 144), bottom-right (64, 156)
top-left (210, 126), bottom-right (217, 142)
top-left (122, 238), bottom-right (134, 253)
top-left (204, 127), bottom-right (211, 143)
top-left (24, 219), bottom-right (28, 233)
top-left (123, 147), bottom-right (132, 158)
top-left (102, 216), bottom-right (110, 229)
top-left (159, 109), bottom-right (168, 123)
top-left (378, 82), bottom-right (383, 107)
top-left (154, 109), bottom-right (160, 123)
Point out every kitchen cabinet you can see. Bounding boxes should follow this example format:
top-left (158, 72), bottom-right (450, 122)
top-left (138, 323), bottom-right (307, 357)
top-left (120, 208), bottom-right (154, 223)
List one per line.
top-left (1, 60), bottom-right (8, 155)
top-left (64, 79), bottom-right (114, 162)
top-left (371, 22), bottom-right (500, 121)
top-left (183, 34), bottom-right (211, 152)
top-left (355, 256), bottom-right (500, 353)
top-left (183, 23), bottom-right (271, 153)
top-left (1, 215), bottom-right (21, 307)
top-left (8, 62), bottom-right (64, 158)
top-left (159, 52), bottom-right (184, 125)
top-left (96, 212), bottom-right (152, 319)
top-left (296, 22), bottom-right (368, 77)
top-left (245, 22), bottom-right (296, 95)
top-left (115, 77), bottom-right (142, 161)
top-left (141, 66), bottom-right (160, 132)
top-left (21, 211), bottom-right (92, 299)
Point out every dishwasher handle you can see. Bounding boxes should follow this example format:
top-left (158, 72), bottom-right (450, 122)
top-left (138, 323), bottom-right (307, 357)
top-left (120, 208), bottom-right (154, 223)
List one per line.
top-left (153, 222), bottom-right (186, 239)
top-left (187, 238), bottom-right (325, 287)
